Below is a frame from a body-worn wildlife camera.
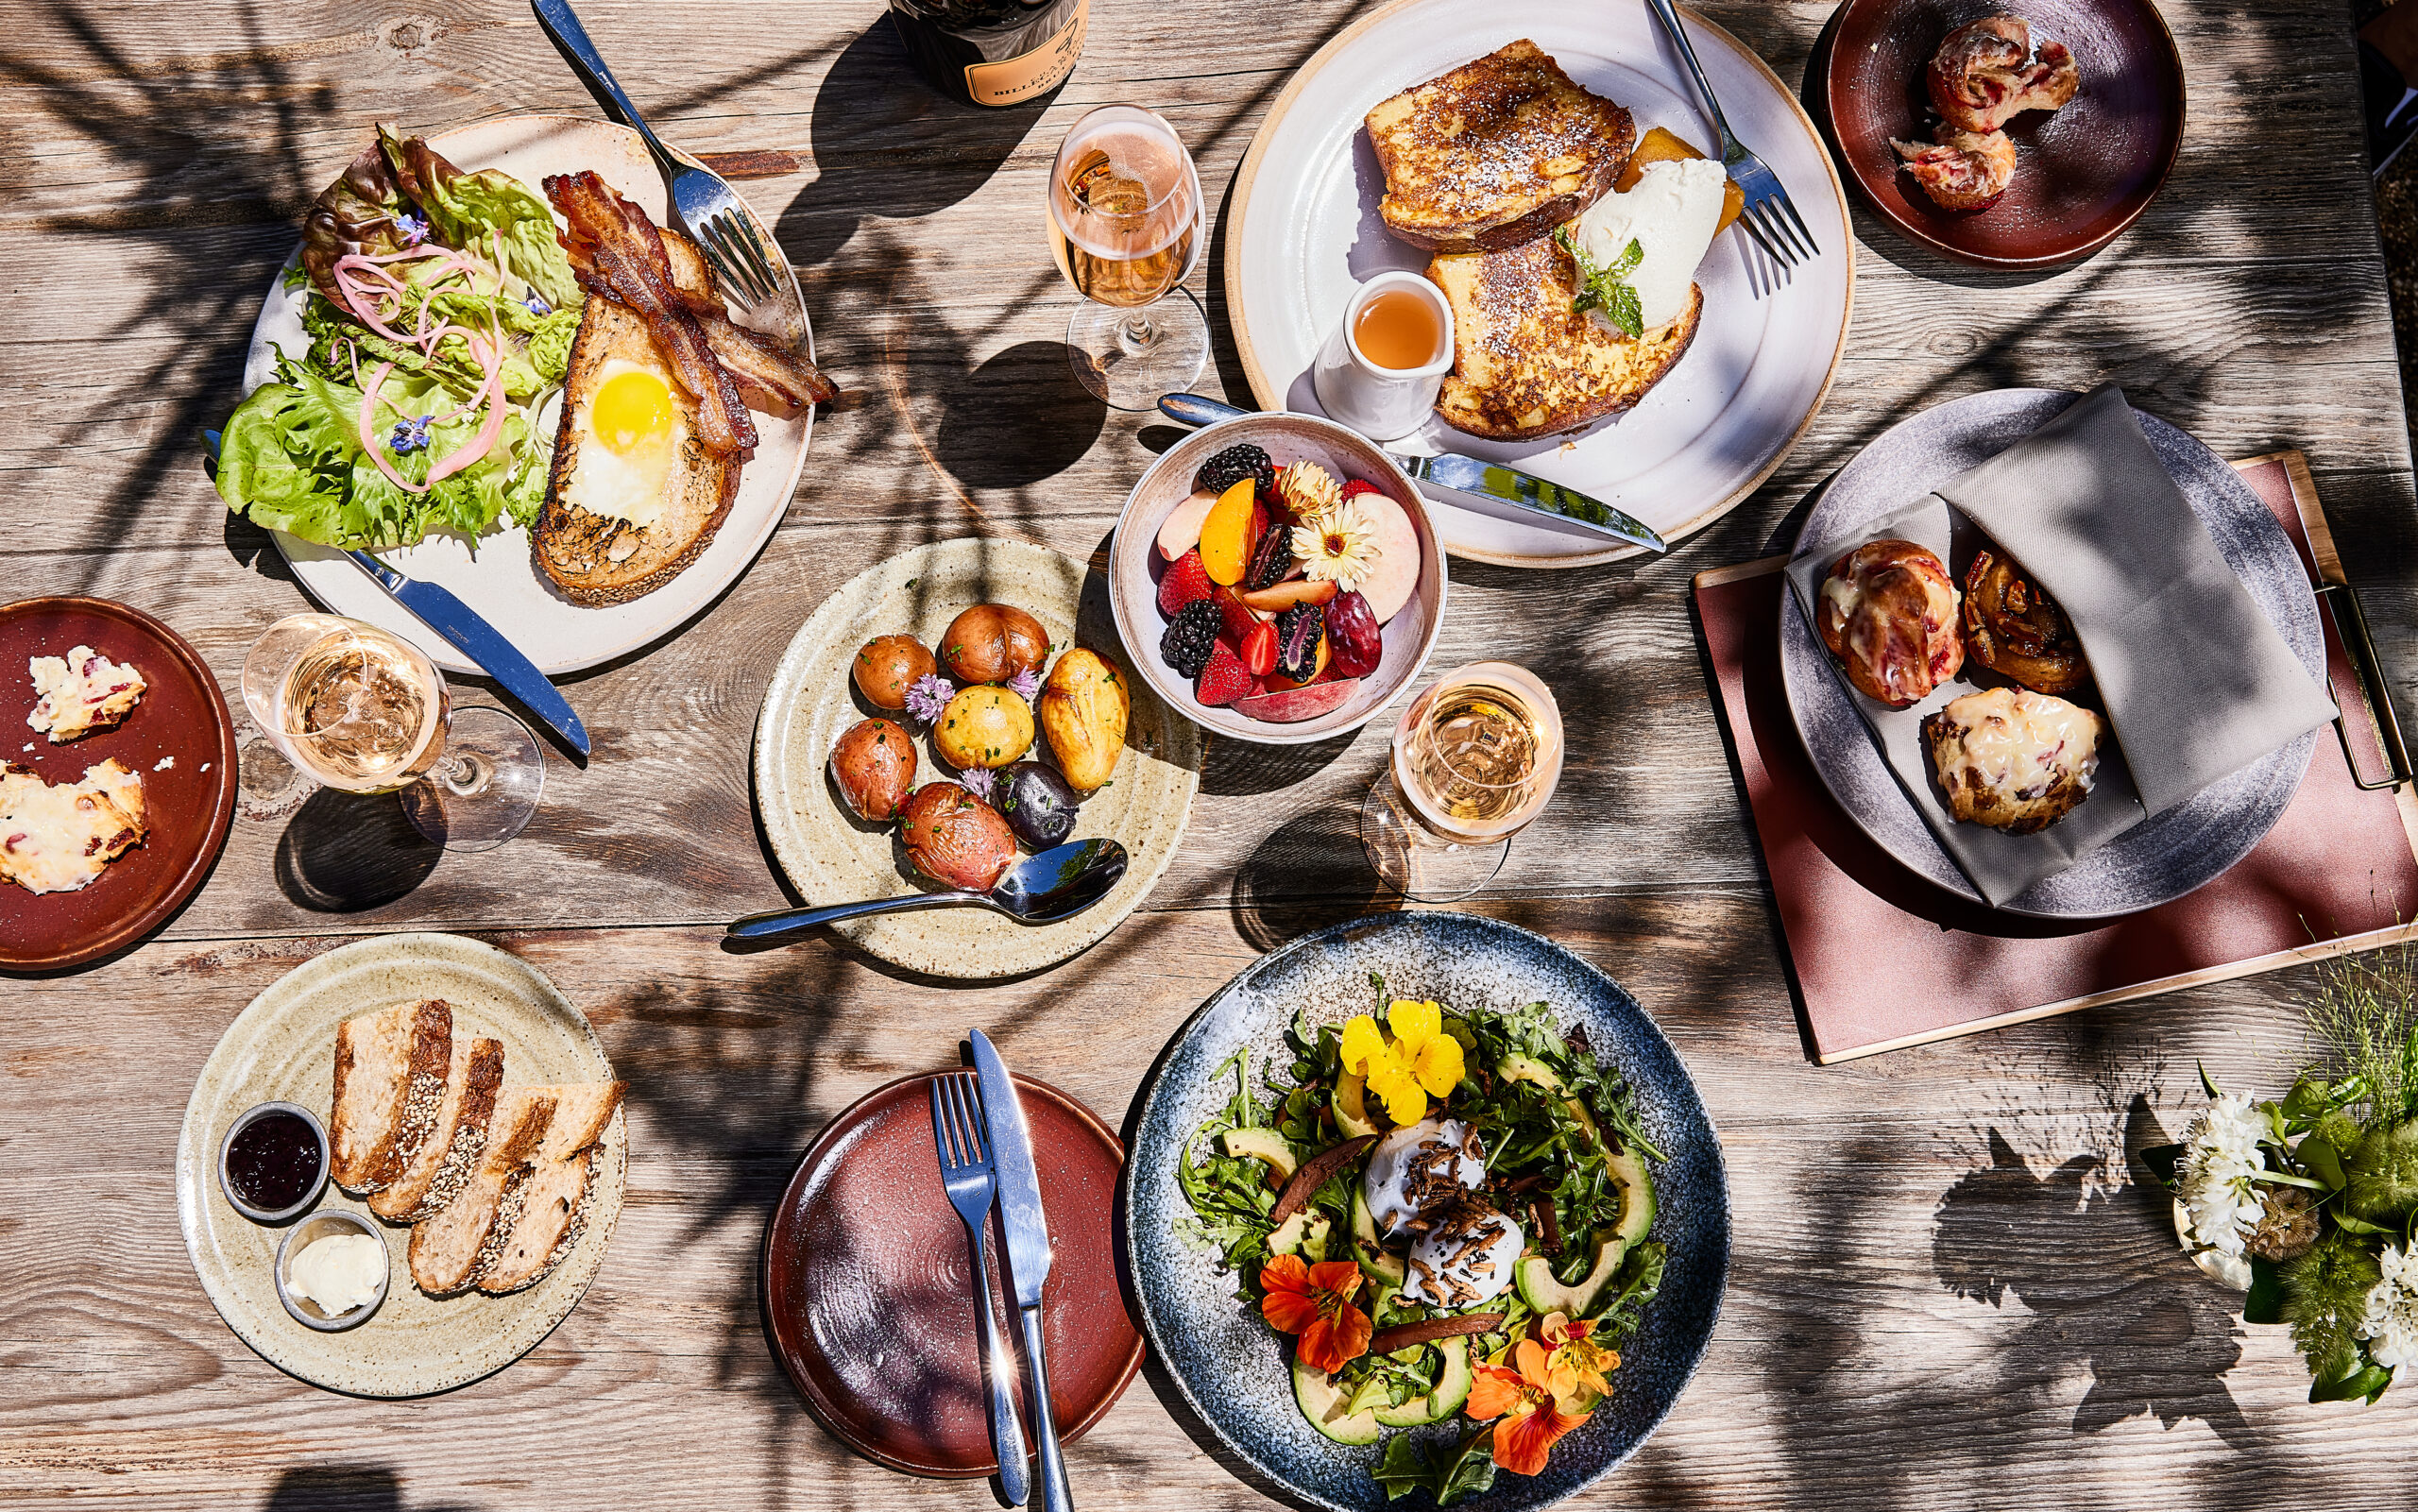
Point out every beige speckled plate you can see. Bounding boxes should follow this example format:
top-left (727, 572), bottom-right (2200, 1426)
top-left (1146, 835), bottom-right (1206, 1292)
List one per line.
top-left (175, 934), bottom-right (625, 1398)
top-left (754, 539), bottom-right (1202, 978)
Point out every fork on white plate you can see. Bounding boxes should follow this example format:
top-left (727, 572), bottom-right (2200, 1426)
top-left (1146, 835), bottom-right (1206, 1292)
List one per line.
top-left (1642, 0), bottom-right (1822, 268)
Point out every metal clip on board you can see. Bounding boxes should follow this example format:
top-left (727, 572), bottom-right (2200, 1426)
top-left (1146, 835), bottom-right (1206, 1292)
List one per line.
top-left (2317, 579), bottom-right (2414, 790)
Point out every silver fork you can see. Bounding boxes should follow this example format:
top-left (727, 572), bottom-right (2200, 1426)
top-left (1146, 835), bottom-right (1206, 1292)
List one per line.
top-left (531, 0), bottom-right (790, 308)
top-left (930, 1072), bottom-right (1032, 1506)
top-left (1642, 0), bottom-right (1820, 268)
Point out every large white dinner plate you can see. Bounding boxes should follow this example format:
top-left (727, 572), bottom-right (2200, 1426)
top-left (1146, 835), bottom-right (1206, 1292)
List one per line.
top-left (242, 114), bottom-right (816, 676)
top-left (1225, 0), bottom-right (1853, 568)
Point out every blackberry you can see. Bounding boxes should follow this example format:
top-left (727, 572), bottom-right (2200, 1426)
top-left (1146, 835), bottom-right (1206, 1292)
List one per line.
top-left (1274, 603), bottom-right (1325, 682)
top-left (1159, 598), bottom-right (1222, 681)
top-left (1244, 524), bottom-right (1294, 591)
top-left (1195, 443), bottom-right (1276, 498)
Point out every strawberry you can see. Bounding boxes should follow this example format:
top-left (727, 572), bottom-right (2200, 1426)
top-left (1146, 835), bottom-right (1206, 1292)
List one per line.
top-left (1241, 619), bottom-right (1278, 677)
top-left (1157, 549), bottom-right (1214, 617)
top-left (1213, 586), bottom-right (1259, 647)
top-left (1340, 478), bottom-right (1384, 500)
top-left (1195, 640), bottom-right (1254, 706)
top-left (1250, 497), bottom-right (1272, 548)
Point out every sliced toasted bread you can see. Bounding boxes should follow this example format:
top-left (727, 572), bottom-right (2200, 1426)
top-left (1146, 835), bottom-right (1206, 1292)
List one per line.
top-left (330, 1000), bottom-right (451, 1194)
top-left (369, 1035), bottom-right (504, 1223)
top-left (1367, 41), bottom-right (1636, 254)
top-left (1427, 235), bottom-right (1702, 440)
top-left (408, 1087), bottom-right (556, 1297)
top-left (534, 295), bottom-right (741, 607)
top-left (477, 1081), bottom-right (626, 1295)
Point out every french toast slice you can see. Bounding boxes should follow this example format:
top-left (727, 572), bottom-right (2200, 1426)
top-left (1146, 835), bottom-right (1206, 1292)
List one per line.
top-left (476, 1081), bottom-right (625, 1295)
top-left (330, 1000), bottom-right (452, 1194)
top-left (1427, 234), bottom-right (1702, 440)
top-left (1367, 40), bottom-right (1636, 254)
top-left (368, 1034), bottom-right (503, 1223)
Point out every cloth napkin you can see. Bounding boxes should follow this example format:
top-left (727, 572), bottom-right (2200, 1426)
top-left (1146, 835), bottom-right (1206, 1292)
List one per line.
top-left (1935, 384), bottom-right (2337, 816)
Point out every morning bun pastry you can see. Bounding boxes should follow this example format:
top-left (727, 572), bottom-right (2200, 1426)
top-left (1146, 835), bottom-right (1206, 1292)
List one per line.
top-left (1923, 687), bottom-right (2103, 834)
top-left (1817, 539), bottom-right (1965, 707)
top-left (1963, 550), bottom-right (2089, 695)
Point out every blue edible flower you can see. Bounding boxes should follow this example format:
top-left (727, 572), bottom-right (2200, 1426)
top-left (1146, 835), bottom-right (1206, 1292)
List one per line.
top-left (388, 414), bottom-right (435, 454)
top-left (395, 211), bottom-right (430, 247)
top-left (523, 292), bottom-right (553, 316)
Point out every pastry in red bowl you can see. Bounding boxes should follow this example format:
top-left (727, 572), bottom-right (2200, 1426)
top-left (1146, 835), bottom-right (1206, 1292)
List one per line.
top-left (1815, 539), bottom-right (1963, 707)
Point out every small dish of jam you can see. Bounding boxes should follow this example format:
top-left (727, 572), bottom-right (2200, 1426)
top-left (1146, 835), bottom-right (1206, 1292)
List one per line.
top-left (218, 1101), bottom-right (329, 1224)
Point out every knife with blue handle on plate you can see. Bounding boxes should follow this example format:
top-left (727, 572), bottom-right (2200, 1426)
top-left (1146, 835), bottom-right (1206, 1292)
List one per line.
top-left (1155, 393), bottom-right (1668, 553)
top-left (969, 1028), bottom-right (1071, 1512)
top-left (200, 429), bottom-right (591, 759)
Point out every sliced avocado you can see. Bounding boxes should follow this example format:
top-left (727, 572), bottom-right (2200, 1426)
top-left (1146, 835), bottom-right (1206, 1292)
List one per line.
top-left (1514, 1230), bottom-right (1626, 1317)
top-left (1350, 1190), bottom-right (1406, 1285)
top-left (1334, 1073), bottom-right (1380, 1139)
top-left (1269, 1209), bottom-right (1334, 1262)
top-left (1497, 1054), bottom-right (1600, 1145)
top-left (1374, 1337), bottom-right (1476, 1427)
top-left (1292, 1356), bottom-right (1381, 1444)
top-left (1352, 1187), bottom-right (1379, 1248)
top-left (1219, 1127), bottom-right (1299, 1182)
top-left (1607, 1145), bottom-right (1657, 1249)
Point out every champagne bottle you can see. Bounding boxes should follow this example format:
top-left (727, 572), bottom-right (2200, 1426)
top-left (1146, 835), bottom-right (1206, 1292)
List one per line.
top-left (888, 0), bottom-right (1089, 109)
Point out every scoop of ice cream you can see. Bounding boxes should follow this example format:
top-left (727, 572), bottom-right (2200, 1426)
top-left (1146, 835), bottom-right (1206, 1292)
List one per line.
top-left (1361, 1117), bottom-right (1488, 1235)
top-left (1404, 1201), bottom-right (1524, 1308)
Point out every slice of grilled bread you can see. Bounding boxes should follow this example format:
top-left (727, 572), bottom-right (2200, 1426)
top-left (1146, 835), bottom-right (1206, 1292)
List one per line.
top-left (408, 1087), bottom-right (556, 1297)
top-left (1427, 235), bottom-right (1702, 440)
top-left (477, 1081), bottom-right (626, 1295)
top-left (534, 294), bottom-right (741, 607)
top-left (330, 1000), bottom-right (451, 1194)
top-left (1368, 41), bottom-right (1636, 253)
top-left (369, 1035), bottom-right (503, 1223)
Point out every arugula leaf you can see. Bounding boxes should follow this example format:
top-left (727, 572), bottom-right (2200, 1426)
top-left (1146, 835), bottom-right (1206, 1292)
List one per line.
top-left (1554, 226), bottom-right (1646, 338)
top-left (1372, 1428), bottom-right (1497, 1506)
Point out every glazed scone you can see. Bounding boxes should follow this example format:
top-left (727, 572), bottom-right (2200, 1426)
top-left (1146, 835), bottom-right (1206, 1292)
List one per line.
top-left (27, 646), bottom-right (146, 742)
top-left (1924, 687), bottom-right (2103, 834)
top-left (0, 759), bottom-right (146, 894)
top-left (1962, 550), bottom-right (2089, 695)
top-left (1817, 539), bottom-right (1965, 707)
top-left (1891, 127), bottom-right (2017, 212)
top-left (1927, 15), bottom-right (2080, 135)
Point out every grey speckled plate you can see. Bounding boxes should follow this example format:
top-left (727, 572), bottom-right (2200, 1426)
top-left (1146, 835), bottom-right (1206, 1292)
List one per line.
top-left (175, 934), bottom-right (625, 1398)
top-left (755, 538), bottom-right (1202, 978)
top-left (1125, 912), bottom-right (1728, 1512)
top-left (1779, 389), bottom-right (2322, 919)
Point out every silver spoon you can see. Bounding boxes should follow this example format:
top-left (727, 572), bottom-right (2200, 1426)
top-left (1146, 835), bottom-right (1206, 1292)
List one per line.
top-left (725, 839), bottom-right (1129, 943)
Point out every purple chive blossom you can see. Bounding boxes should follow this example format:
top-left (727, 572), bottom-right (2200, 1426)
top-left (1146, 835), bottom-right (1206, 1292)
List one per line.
top-left (957, 767), bottom-right (996, 801)
top-left (1008, 668), bottom-right (1042, 703)
top-left (904, 672), bottom-right (954, 724)
top-left (395, 211), bottom-right (431, 246)
top-left (388, 414), bottom-right (434, 453)
top-left (524, 291), bottom-right (553, 315)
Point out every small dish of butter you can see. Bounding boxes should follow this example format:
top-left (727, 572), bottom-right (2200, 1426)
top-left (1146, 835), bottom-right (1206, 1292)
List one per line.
top-left (274, 1210), bottom-right (390, 1332)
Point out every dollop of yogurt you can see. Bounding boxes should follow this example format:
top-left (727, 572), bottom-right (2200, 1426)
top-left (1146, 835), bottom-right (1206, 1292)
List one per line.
top-left (1405, 1201), bottom-right (1524, 1308)
top-left (1362, 1117), bottom-right (1488, 1236)
top-left (1574, 156), bottom-right (1728, 332)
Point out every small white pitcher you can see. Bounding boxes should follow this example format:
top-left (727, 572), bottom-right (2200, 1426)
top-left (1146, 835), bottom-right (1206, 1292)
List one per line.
top-left (1311, 271), bottom-right (1455, 442)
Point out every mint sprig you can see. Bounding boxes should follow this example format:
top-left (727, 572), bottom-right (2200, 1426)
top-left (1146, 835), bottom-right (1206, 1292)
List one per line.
top-left (1554, 225), bottom-right (1645, 338)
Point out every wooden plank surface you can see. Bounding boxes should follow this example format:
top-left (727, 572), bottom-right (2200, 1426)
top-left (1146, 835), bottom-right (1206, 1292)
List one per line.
top-left (5, 0), bottom-right (2418, 1505)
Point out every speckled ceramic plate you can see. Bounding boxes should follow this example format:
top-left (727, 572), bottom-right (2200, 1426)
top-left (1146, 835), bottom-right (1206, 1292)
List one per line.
top-left (174, 934), bottom-right (625, 1398)
top-left (1778, 389), bottom-right (2322, 918)
top-left (754, 538), bottom-right (1202, 978)
top-left (1126, 912), bottom-right (1729, 1512)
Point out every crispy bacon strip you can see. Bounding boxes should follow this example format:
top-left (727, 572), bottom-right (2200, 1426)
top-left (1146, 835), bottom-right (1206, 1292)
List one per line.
top-left (543, 170), bottom-right (758, 457)
top-left (689, 309), bottom-right (838, 416)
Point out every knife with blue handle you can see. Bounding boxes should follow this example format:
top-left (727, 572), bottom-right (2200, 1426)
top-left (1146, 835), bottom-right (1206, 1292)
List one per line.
top-left (1156, 393), bottom-right (1668, 553)
top-left (969, 1028), bottom-right (1071, 1512)
top-left (202, 429), bottom-right (591, 759)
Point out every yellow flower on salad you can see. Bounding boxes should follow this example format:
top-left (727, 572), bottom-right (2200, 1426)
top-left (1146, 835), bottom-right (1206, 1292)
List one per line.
top-left (1338, 999), bottom-right (1466, 1124)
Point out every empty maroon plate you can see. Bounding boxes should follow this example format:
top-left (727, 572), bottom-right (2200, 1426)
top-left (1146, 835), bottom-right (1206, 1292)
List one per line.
top-left (761, 1070), bottom-right (1143, 1477)
top-left (0, 598), bottom-right (238, 971)
top-left (1824, 0), bottom-right (2186, 268)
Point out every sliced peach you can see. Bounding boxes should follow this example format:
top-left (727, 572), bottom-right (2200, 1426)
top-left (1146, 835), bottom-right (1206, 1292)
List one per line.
top-left (1158, 488), bottom-right (1218, 561)
top-left (1200, 478), bottom-right (1257, 586)
top-left (1350, 490), bottom-right (1423, 625)
top-left (1616, 126), bottom-right (1744, 236)
top-left (1240, 578), bottom-right (1338, 613)
top-left (1235, 678), bottom-right (1359, 723)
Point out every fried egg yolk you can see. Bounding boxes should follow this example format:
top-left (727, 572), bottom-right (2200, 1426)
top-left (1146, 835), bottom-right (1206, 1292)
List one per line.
top-left (567, 356), bottom-right (686, 531)
top-left (591, 367), bottom-right (674, 455)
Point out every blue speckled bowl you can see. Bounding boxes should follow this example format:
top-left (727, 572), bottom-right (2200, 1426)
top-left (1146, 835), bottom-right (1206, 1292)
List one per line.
top-left (1124, 912), bottom-right (1729, 1512)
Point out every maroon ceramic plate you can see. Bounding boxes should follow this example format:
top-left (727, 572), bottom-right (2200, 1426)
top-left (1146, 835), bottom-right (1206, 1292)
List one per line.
top-left (1824, 0), bottom-right (2186, 268)
top-left (761, 1071), bottom-right (1143, 1477)
top-left (0, 598), bottom-right (238, 971)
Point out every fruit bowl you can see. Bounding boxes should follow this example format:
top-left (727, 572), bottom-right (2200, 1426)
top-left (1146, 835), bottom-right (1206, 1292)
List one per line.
top-left (1110, 412), bottom-right (1447, 746)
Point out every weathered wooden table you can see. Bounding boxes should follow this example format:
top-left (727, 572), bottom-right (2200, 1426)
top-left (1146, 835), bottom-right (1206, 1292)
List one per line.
top-left (9, 0), bottom-right (2418, 1505)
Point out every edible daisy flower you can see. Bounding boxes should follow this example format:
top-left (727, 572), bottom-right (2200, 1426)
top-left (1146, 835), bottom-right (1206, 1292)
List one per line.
top-left (956, 767), bottom-right (996, 802)
top-left (1538, 1311), bottom-right (1620, 1405)
top-left (2173, 1092), bottom-right (2271, 1259)
top-left (904, 672), bottom-right (954, 725)
top-left (1290, 498), bottom-right (1381, 593)
top-left (1009, 668), bottom-right (1042, 703)
top-left (394, 211), bottom-right (430, 246)
top-left (2359, 1241), bottom-right (2418, 1369)
top-left (1338, 999), bottom-right (1465, 1125)
top-left (1465, 1336), bottom-right (1592, 1476)
top-left (388, 414), bottom-right (434, 454)
top-left (1276, 459), bottom-right (1341, 518)
top-left (1259, 1253), bottom-right (1371, 1375)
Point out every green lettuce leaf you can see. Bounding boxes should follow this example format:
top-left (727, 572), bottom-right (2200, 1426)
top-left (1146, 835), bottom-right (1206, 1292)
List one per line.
top-left (381, 125), bottom-right (581, 308)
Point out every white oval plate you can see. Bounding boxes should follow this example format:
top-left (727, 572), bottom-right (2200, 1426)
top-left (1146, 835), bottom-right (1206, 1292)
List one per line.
top-left (243, 114), bottom-right (815, 675)
top-left (1224, 0), bottom-right (1853, 568)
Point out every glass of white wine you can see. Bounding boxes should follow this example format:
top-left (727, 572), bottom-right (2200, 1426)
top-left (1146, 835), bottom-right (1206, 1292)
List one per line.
top-left (1047, 103), bottom-right (1209, 410)
top-left (1359, 662), bottom-right (1565, 902)
top-left (240, 614), bottom-right (543, 852)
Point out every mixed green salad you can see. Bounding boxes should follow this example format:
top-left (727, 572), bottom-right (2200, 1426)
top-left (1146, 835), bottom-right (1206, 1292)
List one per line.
top-left (213, 125), bottom-right (585, 552)
top-left (1177, 977), bottom-right (1666, 1505)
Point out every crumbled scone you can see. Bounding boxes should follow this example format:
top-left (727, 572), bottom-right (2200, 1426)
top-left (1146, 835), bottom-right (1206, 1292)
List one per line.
top-left (0, 758), bottom-right (147, 893)
top-left (27, 646), bottom-right (147, 743)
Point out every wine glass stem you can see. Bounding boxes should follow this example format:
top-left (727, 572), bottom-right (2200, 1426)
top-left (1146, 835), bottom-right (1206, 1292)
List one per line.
top-left (1117, 312), bottom-right (1157, 354)
top-left (432, 751), bottom-right (491, 798)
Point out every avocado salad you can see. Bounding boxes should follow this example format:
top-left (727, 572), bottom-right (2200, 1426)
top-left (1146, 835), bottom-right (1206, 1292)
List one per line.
top-left (1176, 977), bottom-right (1665, 1505)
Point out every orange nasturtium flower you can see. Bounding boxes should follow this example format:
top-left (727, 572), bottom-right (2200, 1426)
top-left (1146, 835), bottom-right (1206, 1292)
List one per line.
top-left (1465, 1338), bottom-right (1592, 1476)
top-left (1259, 1253), bottom-right (1373, 1374)
top-left (1338, 999), bottom-right (1466, 1125)
top-left (1538, 1311), bottom-right (1620, 1405)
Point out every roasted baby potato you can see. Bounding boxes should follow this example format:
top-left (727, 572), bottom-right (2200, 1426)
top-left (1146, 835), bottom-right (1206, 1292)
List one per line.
top-left (853, 634), bottom-right (937, 712)
top-left (899, 782), bottom-right (1018, 892)
top-left (828, 718), bottom-right (917, 821)
top-left (934, 685), bottom-right (1034, 770)
top-left (1038, 648), bottom-right (1129, 791)
top-left (939, 603), bottom-right (1049, 686)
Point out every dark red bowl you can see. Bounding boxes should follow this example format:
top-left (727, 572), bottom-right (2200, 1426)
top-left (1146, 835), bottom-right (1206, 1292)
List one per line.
top-left (0, 598), bottom-right (238, 971)
top-left (1824, 0), bottom-right (2187, 268)
top-left (760, 1070), bottom-right (1143, 1477)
